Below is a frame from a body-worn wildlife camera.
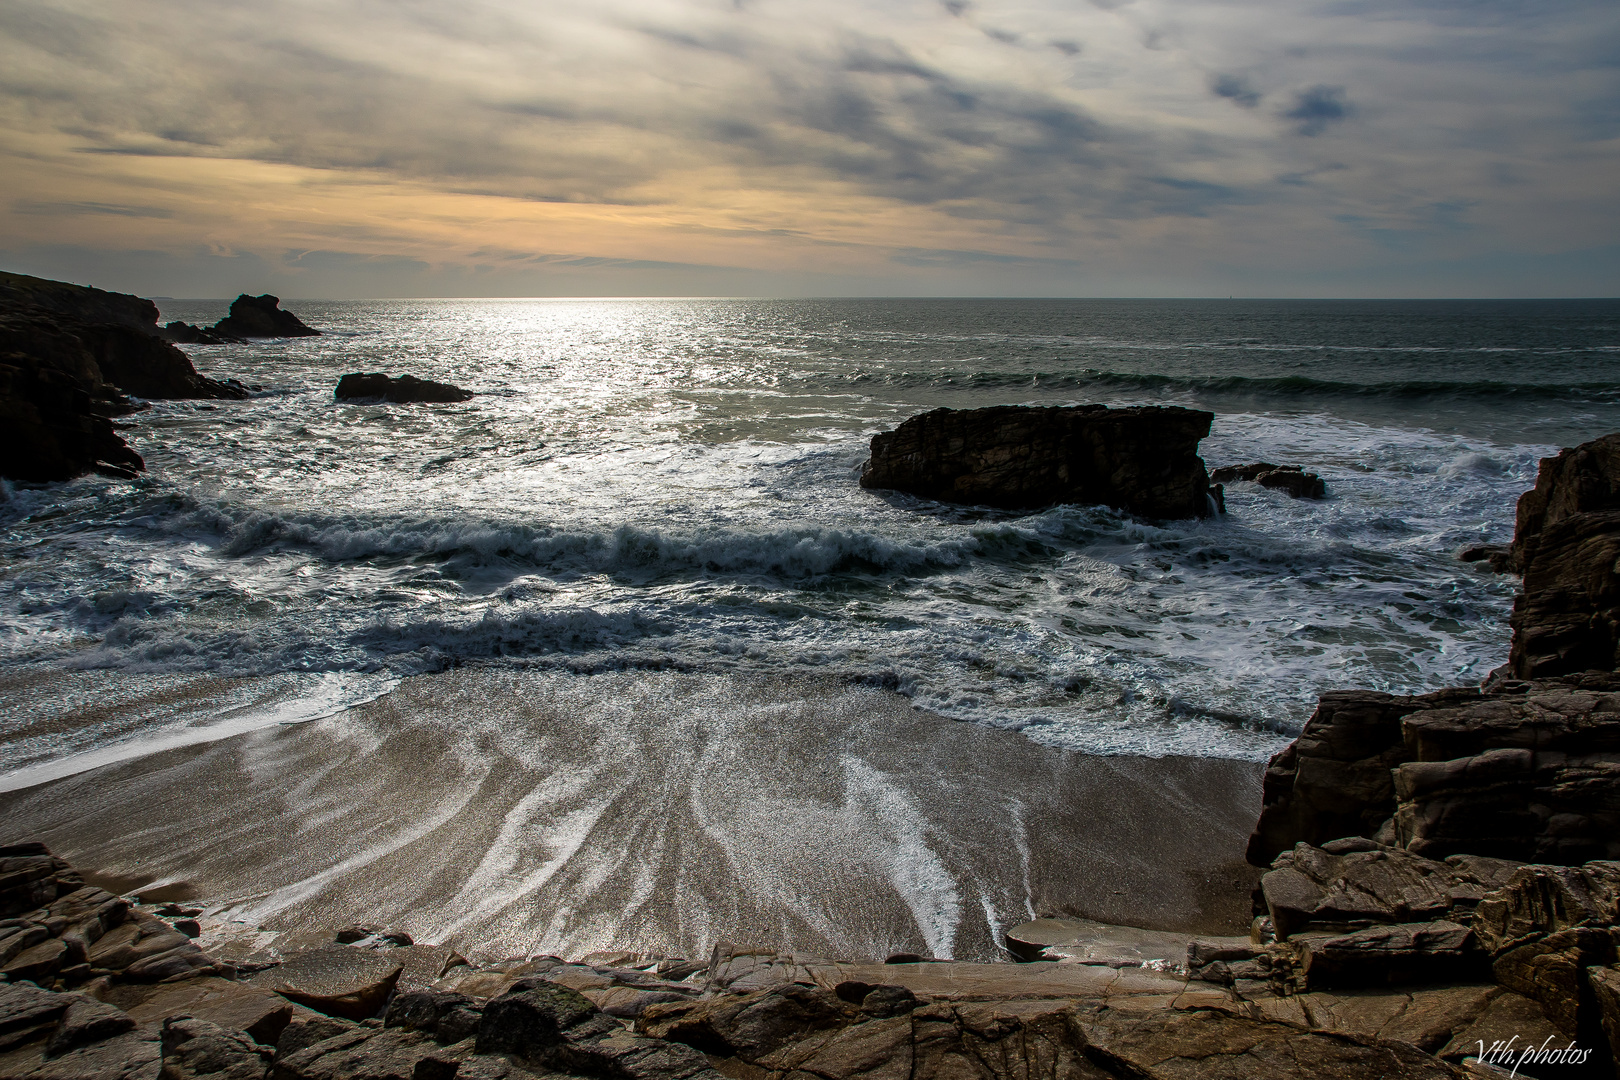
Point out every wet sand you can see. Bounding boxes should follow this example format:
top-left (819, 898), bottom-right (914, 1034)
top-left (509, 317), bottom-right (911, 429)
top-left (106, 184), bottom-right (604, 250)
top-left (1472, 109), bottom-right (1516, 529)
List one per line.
top-left (0, 669), bottom-right (1262, 963)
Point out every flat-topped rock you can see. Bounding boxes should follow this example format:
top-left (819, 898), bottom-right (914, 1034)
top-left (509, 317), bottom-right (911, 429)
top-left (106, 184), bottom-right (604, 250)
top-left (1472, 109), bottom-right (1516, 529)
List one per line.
top-left (334, 372), bottom-right (473, 404)
top-left (860, 404), bottom-right (1222, 518)
top-left (248, 945), bottom-right (403, 1020)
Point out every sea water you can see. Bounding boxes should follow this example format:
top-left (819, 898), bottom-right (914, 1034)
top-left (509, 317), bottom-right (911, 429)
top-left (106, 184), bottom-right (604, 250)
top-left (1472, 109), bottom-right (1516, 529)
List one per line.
top-left (4, 298), bottom-right (1618, 769)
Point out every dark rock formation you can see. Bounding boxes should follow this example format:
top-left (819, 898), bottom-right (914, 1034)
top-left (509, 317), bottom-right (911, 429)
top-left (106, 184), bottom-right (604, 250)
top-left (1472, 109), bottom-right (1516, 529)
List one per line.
top-left (0, 349), bottom-right (145, 481)
top-left (1247, 673), bottom-right (1620, 869)
top-left (1509, 509), bottom-right (1620, 679)
top-left (860, 404), bottom-right (1222, 518)
top-left (1496, 432), bottom-right (1620, 680)
top-left (1471, 861), bottom-right (1620, 1040)
top-left (334, 373), bottom-right (473, 404)
top-left (211, 294), bottom-right (320, 338)
top-left (1211, 462), bottom-right (1328, 499)
top-left (0, 281), bottom-right (249, 482)
top-left (1510, 433), bottom-right (1620, 574)
top-left (163, 321), bottom-right (243, 345)
top-left (0, 270), bottom-right (161, 333)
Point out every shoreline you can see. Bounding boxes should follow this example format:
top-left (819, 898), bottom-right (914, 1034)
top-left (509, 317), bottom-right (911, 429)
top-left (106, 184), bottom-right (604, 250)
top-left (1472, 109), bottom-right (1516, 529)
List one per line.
top-left (0, 668), bottom-right (1263, 962)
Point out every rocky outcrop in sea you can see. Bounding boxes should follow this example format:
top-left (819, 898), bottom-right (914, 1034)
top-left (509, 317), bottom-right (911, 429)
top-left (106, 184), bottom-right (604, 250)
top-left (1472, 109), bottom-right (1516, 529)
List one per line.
top-left (859, 404), bottom-right (1223, 518)
top-left (210, 294), bottom-right (321, 339)
top-left (334, 373), bottom-right (474, 404)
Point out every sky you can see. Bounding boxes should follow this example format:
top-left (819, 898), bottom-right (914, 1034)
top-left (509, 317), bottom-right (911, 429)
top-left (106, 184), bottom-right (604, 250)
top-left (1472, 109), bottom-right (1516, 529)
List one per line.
top-left (1, 0), bottom-right (1617, 298)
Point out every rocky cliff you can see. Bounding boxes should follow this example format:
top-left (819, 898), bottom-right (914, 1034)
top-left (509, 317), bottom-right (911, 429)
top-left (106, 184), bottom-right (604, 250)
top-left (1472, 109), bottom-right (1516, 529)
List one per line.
top-left (0, 273), bottom-right (248, 483)
top-left (860, 404), bottom-right (1222, 518)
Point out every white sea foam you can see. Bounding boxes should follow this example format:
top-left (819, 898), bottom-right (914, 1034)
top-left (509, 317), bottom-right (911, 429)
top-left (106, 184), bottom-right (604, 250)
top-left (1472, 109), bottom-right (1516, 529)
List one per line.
top-left (4, 298), bottom-right (1613, 765)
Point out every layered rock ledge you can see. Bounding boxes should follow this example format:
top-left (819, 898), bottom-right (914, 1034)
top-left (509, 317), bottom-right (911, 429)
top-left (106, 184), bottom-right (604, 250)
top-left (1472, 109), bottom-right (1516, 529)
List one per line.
top-left (0, 843), bottom-right (1518, 1080)
top-left (860, 404), bottom-right (1223, 518)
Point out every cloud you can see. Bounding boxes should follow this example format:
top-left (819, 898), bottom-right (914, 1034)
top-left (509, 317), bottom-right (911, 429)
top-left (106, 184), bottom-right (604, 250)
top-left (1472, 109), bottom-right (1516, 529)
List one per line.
top-left (0, 0), bottom-right (1615, 296)
top-left (1210, 74), bottom-right (1260, 108)
top-left (1283, 85), bottom-right (1352, 135)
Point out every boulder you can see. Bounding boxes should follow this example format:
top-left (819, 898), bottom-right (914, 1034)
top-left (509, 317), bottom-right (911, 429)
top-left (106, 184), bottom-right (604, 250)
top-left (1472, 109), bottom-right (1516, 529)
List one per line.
top-left (333, 372), bottom-right (472, 404)
top-left (0, 1026), bottom-right (163, 1079)
top-left (1211, 462), bottom-right (1327, 499)
top-left (384, 989), bottom-right (483, 1045)
top-left (1257, 844), bottom-right (1468, 941)
top-left (248, 946), bottom-right (403, 1021)
top-left (859, 404), bottom-right (1222, 518)
top-left (158, 1016), bottom-right (272, 1079)
top-left (272, 1015), bottom-right (359, 1059)
top-left (210, 294), bottom-right (320, 338)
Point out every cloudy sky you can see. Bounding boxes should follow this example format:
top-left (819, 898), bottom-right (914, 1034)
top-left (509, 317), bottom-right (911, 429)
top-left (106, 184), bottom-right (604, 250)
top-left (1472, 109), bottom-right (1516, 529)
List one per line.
top-left (1, 0), bottom-right (1616, 297)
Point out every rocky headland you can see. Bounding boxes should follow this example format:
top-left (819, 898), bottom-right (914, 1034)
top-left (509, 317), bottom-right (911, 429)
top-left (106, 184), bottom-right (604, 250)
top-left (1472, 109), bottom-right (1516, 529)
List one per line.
top-left (0, 273), bottom-right (253, 483)
top-left (860, 404), bottom-right (1224, 518)
top-left (0, 274), bottom-right (335, 485)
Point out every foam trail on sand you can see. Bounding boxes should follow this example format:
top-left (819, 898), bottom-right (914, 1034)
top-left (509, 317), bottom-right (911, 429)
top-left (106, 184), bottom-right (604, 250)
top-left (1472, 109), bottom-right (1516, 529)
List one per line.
top-left (0, 670), bottom-right (1267, 961)
top-left (0, 672), bottom-right (397, 794)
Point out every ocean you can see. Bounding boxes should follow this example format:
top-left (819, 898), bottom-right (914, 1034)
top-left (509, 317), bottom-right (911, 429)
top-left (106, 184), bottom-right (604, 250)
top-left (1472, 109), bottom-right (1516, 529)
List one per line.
top-left (4, 297), bottom-right (1619, 783)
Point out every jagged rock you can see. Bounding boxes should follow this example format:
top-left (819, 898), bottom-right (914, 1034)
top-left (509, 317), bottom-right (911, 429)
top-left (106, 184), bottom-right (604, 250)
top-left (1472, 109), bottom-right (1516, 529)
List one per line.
top-left (0, 271), bottom-right (161, 332)
top-left (1249, 676), bottom-right (1620, 868)
top-left (273, 1015), bottom-right (359, 1059)
top-left (0, 349), bottom-right (145, 482)
top-left (1509, 432), bottom-right (1620, 574)
top-left (384, 989), bottom-right (482, 1045)
top-left (637, 984), bottom-right (854, 1060)
top-left (333, 373), bottom-right (473, 404)
top-left (1076, 1003), bottom-right (1466, 1079)
top-left (1591, 965), bottom-right (1620, 1070)
top-left (1296, 922), bottom-right (1484, 989)
top-left (161, 322), bottom-right (241, 346)
top-left (249, 946), bottom-right (402, 1021)
top-left (473, 979), bottom-right (618, 1060)
top-left (3, 938), bottom-right (68, 984)
top-left (1258, 844), bottom-right (1478, 940)
top-left (1509, 509), bottom-right (1620, 680)
top-left (89, 910), bottom-right (217, 983)
top-left (0, 1026), bottom-right (163, 1079)
top-left (1457, 543), bottom-right (1513, 572)
top-left (1471, 862), bottom-right (1620, 957)
top-left (859, 404), bottom-right (1223, 518)
top-left (157, 1017), bottom-right (271, 1079)
top-left (0, 981), bottom-right (73, 1052)
top-left (1211, 462), bottom-right (1328, 499)
top-left (210, 294), bottom-right (319, 338)
top-left (44, 995), bottom-right (134, 1055)
top-left (1, 307), bottom-right (247, 402)
top-left (1247, 688), bottom-right (1481, 866)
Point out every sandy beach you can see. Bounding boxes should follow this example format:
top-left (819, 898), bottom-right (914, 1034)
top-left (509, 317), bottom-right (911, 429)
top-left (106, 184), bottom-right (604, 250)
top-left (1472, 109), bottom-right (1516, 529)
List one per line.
top-left (0, 669), bottom-right (1261, 963)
